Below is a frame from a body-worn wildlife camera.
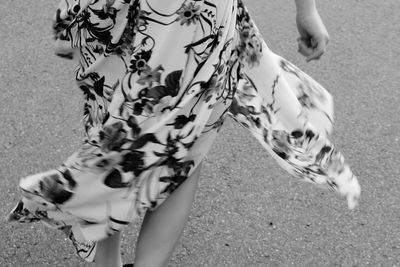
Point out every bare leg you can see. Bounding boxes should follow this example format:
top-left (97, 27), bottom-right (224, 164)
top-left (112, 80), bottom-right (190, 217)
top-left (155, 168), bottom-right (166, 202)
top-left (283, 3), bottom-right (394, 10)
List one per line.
top-left (94, 232), bottom-right (123, 267)
top-left (134, 163), bottom-right (202, 267)
top-left (93, 164), bottom-right (201, 267)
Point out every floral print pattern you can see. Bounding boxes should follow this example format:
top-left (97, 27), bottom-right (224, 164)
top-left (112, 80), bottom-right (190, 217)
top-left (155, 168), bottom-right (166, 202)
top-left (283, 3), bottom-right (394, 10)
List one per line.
top-left (9, 0), bottom-right (360, 262)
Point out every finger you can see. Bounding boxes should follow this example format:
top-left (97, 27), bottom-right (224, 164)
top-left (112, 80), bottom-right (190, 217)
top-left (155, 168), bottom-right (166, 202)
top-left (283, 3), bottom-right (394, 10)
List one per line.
top-left (307, 37), bottom-right (327, 62)
top-left (306, 49), bottom-right (324, 62)
top-left (297, 38), bottom-right (314, 58)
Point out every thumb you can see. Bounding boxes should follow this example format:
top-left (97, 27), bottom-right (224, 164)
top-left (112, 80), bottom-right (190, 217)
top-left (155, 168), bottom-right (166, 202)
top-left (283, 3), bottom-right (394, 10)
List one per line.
top-left (297, 37), bottom-right (314, 58)
top-left (306, 36), bottom-right (327, 62)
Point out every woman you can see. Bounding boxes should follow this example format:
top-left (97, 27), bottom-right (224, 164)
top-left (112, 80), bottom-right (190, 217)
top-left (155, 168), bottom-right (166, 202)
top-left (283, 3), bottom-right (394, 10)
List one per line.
top-left (8, 0), bottom-right (360, 266)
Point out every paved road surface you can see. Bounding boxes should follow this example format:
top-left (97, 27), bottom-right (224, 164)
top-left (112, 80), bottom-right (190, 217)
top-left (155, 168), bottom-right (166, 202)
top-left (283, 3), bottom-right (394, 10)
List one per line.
top-left (1, 0), bottom-right (399, 266)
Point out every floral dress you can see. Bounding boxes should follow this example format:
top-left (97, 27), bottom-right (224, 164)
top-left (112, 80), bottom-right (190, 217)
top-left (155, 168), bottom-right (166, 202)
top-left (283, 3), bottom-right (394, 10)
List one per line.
top-left (8, 0), bottom-right (360, 262)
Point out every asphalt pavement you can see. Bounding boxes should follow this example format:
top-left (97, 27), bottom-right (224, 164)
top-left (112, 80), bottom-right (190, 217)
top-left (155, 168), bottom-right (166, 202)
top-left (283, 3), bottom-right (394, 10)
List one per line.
top-left (1, 0), bottom-right (399, 266)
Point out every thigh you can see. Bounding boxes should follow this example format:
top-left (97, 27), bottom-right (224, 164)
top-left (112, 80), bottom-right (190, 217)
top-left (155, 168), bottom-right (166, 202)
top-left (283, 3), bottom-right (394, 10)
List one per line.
top-left (134, 163), bottom-right (202, 267)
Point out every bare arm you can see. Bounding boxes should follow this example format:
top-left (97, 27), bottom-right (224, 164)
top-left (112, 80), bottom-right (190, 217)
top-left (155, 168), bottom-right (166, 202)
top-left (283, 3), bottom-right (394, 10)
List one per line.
top-left (295, 0), bottom-right (317, 12)
top-left (295, 0), bottom-right (329, 61)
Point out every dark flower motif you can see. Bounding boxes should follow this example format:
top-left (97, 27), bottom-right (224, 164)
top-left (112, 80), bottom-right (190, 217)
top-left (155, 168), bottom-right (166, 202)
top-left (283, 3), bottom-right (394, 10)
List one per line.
top-left (60, 169), bottom-right (77, 189)
top-left (133, 102), bottom-right (145, 115)
top-left (92, 0), bottom-right (118, 22)
top-left (271, 130), bottom-right (291, 160)
top-left (291, 130), bottom-right (304, 138)
top-left (100, 121), bottom-right (128, 152)
top-left (96, 159), bottom-right (111, 168)
top-left (159, 160), bottom-right (194, 194)
top-left (120, 151), bottom-right (146, 176)
top-left (245, 48), bottom-right (263, 68)
top-left (104, 168), bottom-right (130, 188)
top-left (297, 92), bottom-right (313, 108)
top-left (168, 114), bottom-right (196, 129)
top-left (201, 67), bottom-right (226, 102)
top-left (8, 201), bottom-right (41, 223)
top-left (150, 95), bottom-right (172, 116)
top-left (229, 98), bottom-right (251, 117)
top-left (164, 70), bottom-right (182, 90)
top-left (176, 2), bottom-right (201, 26)
top-left (105, 1), bottom-right (140, 57)
top-left (137, 65), bottom-right (164, 87)
top-left (236, 21), bottom-right (263, 68)
top-left (53, 8), bottom-right (74, 41)
top-left (135, 70), bottom-right (182, 115)
top-left (130, 50), bottom-right (153, 74)
top-left (39, 173), bottom-right (73, 205)
top-left (159, 174), bottom-right (188, 193)
top-left (153, 134), bottom-right (190, 170)
top-left (93, 76), bottom-right (105, 97)
top-left (93, 45), bottom-right (105, 55)
top-left (315, 145), bottom-right (333, 164)
top-left (76, 10), bottom-right (114, 45)
top-left (80, 84), bottom-right (96, 101)
top-left (130, 133), bottom-right (160, 150)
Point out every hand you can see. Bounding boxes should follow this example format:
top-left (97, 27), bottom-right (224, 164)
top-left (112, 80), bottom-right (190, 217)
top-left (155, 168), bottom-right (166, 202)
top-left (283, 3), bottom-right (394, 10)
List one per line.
top-left (296, 8), bottom-right (329, 61)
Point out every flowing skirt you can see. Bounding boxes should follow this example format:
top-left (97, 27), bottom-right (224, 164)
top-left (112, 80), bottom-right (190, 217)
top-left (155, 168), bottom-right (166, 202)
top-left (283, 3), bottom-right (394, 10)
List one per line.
top-left (8, 0), bottom-right (360, 262)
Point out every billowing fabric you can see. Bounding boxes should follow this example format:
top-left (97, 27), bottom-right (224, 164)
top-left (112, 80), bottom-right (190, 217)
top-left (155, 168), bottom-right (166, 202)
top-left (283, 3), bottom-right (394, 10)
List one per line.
top-left (9, 0), bottom-right (360, 262)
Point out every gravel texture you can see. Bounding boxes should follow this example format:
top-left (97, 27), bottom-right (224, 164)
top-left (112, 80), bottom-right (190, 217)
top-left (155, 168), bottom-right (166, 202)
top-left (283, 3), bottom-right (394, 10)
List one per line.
top-left (1, 0), bottom-right (399, 266)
